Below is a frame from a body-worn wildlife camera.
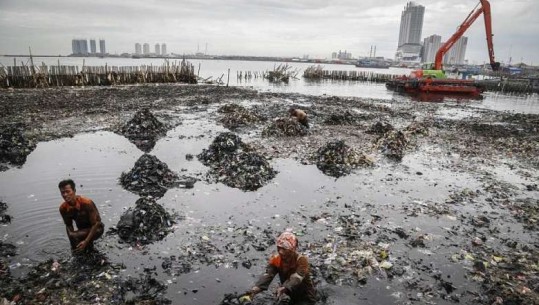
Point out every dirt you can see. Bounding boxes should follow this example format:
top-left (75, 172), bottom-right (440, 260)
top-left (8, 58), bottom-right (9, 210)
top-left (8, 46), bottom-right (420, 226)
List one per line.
top-left (0, 84), bottom-right (538, 305)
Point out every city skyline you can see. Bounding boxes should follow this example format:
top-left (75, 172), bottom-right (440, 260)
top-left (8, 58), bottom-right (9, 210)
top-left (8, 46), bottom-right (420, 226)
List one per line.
top-left (1, 0), bottom-right (538, 64)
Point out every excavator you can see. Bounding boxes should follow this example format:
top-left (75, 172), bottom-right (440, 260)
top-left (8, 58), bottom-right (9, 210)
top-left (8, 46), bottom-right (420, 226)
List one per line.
top-left (387, 0), bottom-right (501, 96)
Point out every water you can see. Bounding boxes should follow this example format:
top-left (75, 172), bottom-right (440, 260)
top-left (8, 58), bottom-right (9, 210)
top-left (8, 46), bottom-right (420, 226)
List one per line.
top-left (2, 56), bottom-right (538, 113)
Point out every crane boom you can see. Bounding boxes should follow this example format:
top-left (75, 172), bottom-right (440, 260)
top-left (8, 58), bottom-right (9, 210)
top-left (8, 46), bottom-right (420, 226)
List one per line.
top-left (434, 0), bottom-right (500, 71)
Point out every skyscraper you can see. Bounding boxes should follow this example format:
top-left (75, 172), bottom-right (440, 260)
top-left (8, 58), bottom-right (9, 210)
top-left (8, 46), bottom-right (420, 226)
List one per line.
top-left (71, 39), bottom-right (88, 55)
top-left (143, 43), bottom-right (150, 55)
top-left (161, 43), bottom-right (167, 56)
top-left (99, 39), bottom-right (106, 55)
top-left (422, 34), bottom-right (441, 63)
top-left (155, 43), bottom-right (160, 56)
top-left (443, 36), bottom-right (468, 65)
top-left (90, 39), bottom-right (97, 54)
top-left (395, 2), bottom-right (425, 62)
top-left (135, 43), bottom-right (142, 55)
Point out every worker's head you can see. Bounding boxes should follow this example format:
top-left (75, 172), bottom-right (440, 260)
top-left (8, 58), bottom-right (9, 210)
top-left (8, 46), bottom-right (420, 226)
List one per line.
top-left (276, 231), bottom-right (298, 257)
top-left (288, 107), bottom-right (296, 115)
top-left (58, 179), bottom-right (76, 204)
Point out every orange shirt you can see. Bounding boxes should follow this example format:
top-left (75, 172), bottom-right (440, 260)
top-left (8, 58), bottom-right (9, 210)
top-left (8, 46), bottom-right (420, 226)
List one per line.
top-left (59, 196), bottom-right (100, 230)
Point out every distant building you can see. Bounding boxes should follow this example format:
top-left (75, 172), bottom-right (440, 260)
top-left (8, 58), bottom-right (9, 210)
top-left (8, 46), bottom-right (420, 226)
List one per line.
top-left (154, 43), bottom-right (160, 56)
top-left (161, 43), bottom-right (167, 55)
top-left (99, 39), bottom-right (106, 55)
top-left (395, 2), bottom-right (425, 62)
top-left (135, 43), bottom-right (142, 55)
top-left (443, 36), bottom-right (467, 65)
top-left (71, 39), bottom-right (88, 55)
top-left (333, 50), bottom-right (352, 60)
top-left (422, 34), bottom-right (441, 63)
top-left (143, 43), bottom-right (150, 55)
top-left (90, 39), bottom-right (97, 54)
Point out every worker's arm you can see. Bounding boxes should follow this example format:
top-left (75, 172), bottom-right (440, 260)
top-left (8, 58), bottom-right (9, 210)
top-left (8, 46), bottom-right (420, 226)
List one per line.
top-left (282, 255), bottom-right (309, 293)
top-left (60, 207), bottom-right (75, 235)
top-left (253, 259), bottom-right (279, 292)
top-left (76, 201), bottom-right (102, 251)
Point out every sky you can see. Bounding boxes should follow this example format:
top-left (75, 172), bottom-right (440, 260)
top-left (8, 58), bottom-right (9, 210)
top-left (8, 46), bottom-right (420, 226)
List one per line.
top-left (0, 0), bottom-right (538, 65)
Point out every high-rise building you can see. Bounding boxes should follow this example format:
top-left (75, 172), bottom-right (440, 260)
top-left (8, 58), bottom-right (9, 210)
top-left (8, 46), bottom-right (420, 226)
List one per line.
top-left (155, 43), bottom-right (160, 56)
top-left (90, 39), bottom-right (97, 54)
top-left (443, 36), bottom-right (468, 65)
top-left (395, 2), bottom-right (425, 62)
top-left (422, 34), bottom-right (441, 63)
top-left (71, 39), bottom-right (88, 55)
top-left (143, 43), bottom-right (150, 55)
top-left (135, 43), bottom-right (142, 55)
top-left (161, 43), bottom-right (167, 55)
top-left (98, 39), bottom-right (106, 55)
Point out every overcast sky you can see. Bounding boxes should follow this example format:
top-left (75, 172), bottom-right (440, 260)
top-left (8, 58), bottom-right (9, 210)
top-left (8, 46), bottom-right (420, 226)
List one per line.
top-left (0, 0), bottom-right (537, 64)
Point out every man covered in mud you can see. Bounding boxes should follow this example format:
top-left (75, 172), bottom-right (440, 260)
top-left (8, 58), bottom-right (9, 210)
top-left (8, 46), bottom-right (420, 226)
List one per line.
top-left (289, 108), bottom-right (309, 128)
top-left (246, 231), bottom-right (317, 305)
top-left (58, 179), bottom-right (104, 253)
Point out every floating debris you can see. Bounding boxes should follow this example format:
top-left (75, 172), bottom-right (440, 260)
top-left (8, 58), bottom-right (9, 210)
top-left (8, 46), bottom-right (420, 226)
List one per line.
top-left (0, 201), bottom-right (12, 224)
top-left (367, 121), bottom-right (394, 135)
top-left (315, 140), bottom-right (373, 178)
top-left (217, 104), bottom-right (262, 130)
top-left (120, 154), bottom-right (196, 198)
top-left (377, 130), bottom-right (409, 161)
top-left (121, 270), bottom-right (172, 305)
top-left (119, 108), bottom-right (168, 152)
top-left (262, 118), bottom-right (308, 137)
top-left (198, 133), bottom-right (276, 191)
top-left (0, 123), bottom-right (36, 169)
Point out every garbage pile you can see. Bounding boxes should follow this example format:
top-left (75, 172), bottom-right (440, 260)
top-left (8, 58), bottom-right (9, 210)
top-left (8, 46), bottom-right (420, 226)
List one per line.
top-left (324, 110), bottom-right (360, 125)
top-left (366, 121), bottom-right (394, 135)
top-left (120, 270), bottom-right (171, 305)
top-left (377, 130), bottom-right (409, 161)
top-left (120, 154), bottom-right (196, 198)
top-left (217, 104), bottom-right (262, 130)
top-left (0, 123), bottom-right (36, 169)
top-left (198, 132), bottom-right (277, 191)
top-left (262, 118), bottom-right (308, 137)
top-left (113, 197), bottom-right (176, 245)
top-left (0, 201), bottom-right (11, 224)
top-left (315, 140), bottom-right (373, 178)
top-left (405, 121), bottom-right (430, 136)
top-left (119, 108), bottom-right (168, 152)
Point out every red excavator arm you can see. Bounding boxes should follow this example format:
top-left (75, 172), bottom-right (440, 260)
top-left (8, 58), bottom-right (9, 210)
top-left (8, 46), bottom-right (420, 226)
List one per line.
top-left (434, 0), bottom-right (500, 71)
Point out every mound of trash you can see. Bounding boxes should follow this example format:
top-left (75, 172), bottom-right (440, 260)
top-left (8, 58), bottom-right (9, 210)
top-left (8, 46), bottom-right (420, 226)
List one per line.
top-left (324, 110), bottom-right (360, 125)
top-left (120, 154), bottom-right (196, 198)
top-left (367, 121), bottom-right (394, 134)
top-left (119, 108), bottom-right (168, 152)
top-left (377, 131), bottom-right (409, 161)
top-left (218, 104), bottom-right (262, 130)
top-left (262, 118), bottom-right (308, 137)
top-left (315, 140), bottom-right (373, 178)
top-left (0, 201), bottom-right (11, 224)
top-left (0, 123), bottom-right (36, 168)
top-left (198, 132), bottom-right (277, 191)
top-left (114, 197), bottom-right (176, 245)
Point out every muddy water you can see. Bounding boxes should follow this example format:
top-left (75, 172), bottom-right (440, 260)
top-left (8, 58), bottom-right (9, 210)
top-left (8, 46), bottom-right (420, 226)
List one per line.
top-left (4, 103), bottom-right (534, 305)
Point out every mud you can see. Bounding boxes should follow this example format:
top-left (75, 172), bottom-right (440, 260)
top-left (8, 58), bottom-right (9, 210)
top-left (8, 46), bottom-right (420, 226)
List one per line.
top-left (0, 123), bottom-right (36, 170)
top-left (0, 84), bottom-right (538, 305)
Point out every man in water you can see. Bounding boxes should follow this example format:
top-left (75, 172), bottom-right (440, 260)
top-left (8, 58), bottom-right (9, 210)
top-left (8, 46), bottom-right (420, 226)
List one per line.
top-left (58, 179), bottom-right (104, 253)
top-left (289, 108), bottom-right (309, 128)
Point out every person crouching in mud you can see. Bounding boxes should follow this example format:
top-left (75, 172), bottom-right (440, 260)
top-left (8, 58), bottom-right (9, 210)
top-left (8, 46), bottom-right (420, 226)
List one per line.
top-left (246, 231), bottom-right (317, 305)
top-left (58, 179), bottom-right (104, 254)
top-left (289, 108), bottom-right (309, 129)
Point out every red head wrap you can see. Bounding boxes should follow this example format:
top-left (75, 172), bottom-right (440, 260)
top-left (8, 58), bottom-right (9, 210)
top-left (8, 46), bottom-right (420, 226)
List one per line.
top-left (276, 231), bottom-right (298, 250)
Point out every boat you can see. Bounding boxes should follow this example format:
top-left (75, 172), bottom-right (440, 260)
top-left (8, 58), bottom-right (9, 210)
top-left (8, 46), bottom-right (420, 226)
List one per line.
top-left (355, 58), bottom-right (390, 69)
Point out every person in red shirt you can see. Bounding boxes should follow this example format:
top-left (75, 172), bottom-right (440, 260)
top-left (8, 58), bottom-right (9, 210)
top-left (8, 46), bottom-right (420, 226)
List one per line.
top-left (58, 179), bottom-right (104, 253)
top-left (289, 108), bottom-right (310, 129)
top-left (248, 231), bottom-right (317, 305)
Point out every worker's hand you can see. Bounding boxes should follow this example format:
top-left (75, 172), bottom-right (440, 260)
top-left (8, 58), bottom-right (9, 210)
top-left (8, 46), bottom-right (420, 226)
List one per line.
top-left (250, 286), bottom-right (262, 296)
top-left (74, 240), bottom-right (88, 253)
top-left (276, 286), bottom-right (287, 298)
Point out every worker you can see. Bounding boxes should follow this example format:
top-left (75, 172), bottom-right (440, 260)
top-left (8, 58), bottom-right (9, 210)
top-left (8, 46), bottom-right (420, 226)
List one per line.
top-left (245, 231), bottom-right (317, 305)
top-left (289, 108), bottom-right (309, 128)
top-left (58, 179), bottom-right (104, 254)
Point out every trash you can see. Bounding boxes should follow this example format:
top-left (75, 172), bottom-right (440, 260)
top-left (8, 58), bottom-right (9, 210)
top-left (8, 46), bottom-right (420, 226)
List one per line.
top-left (112, 197), bottom-right (177, 245)
top-left (217, 104), bottom-right (263, 130)
top-left (315, 140), bottom-right (373, 177)
top-left (118, 108), bottom-right (168, 152)
top-left (323, 110), bottom-right (361, 125)
top-left (0, 201), bottom-right (12, 224)
top-left (262, 118), bottom-right (308, 137)
top-left (0, 123), bottom-right (36, 169)
top-left (198, 132), bottom-right (277, 191)
top-left (376, 130), bottom-right (409, 161)
top-left (366, 121), bottom-right (394, 134)
top-left (120, 154), bottom-right (196, 198)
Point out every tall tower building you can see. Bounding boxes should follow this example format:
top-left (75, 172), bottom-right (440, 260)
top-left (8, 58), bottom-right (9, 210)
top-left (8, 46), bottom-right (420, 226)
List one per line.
top-left (143, 43), bottom-right (150, 55)
top-left (155, 43), bottom-right (160, 56)
top-left (422, 34), bottom-right (441, 63)
top-left (395, 2), bottom-right (425, 62)
top-left (90, 39), bottom-right (97, 54)
top-left (71, 39), bottom-right (88, 55)
top-left (99, 39), bottom-right (106, 55)
top-left (135, 43), bottom-right (142, 55)
top-left (161, 43), bottom-right (167, 55)
top-left (443, 36), bottom-right (468, 65)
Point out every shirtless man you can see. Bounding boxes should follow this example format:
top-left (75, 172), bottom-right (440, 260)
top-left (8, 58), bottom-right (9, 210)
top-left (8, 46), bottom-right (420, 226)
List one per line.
top-left (58, 179), bottom-right (104, 253)
top-left (289, 108), bottom-right (309, 128)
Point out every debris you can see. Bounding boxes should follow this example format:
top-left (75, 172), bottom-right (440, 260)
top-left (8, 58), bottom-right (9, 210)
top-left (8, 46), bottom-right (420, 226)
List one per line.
top-left (119, 108), bottom-right (168, 152)
top-left (217, 104), bottom-right (263, 130)
top-left (315, 140), bottom-right (373, 178)
top-left (0, 123), bottom-right (36, 169)
top-left (0, 201), bottom-right (12, 224)
top-left (323, 110), bottom-right (361, 125)
top-left (262, 118), bottom-right (308, 137)
top-left (367, 121), bottom-right (394, 134)
top-left (377, 130), bottom-right (409, 161)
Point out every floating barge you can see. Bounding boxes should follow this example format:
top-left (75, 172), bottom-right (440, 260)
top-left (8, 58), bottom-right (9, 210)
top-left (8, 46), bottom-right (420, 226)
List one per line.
top-left (386, 78), bottom-right (484, 96)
